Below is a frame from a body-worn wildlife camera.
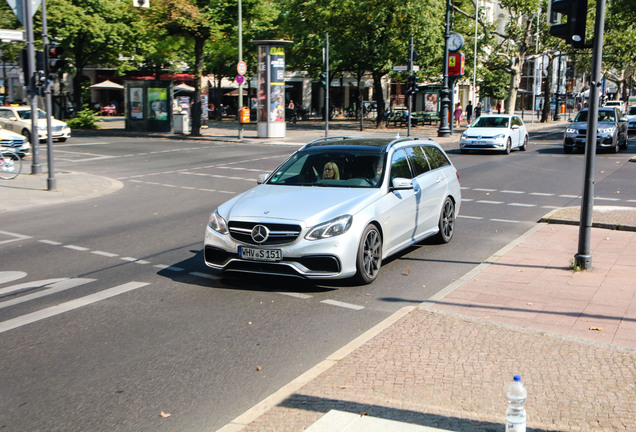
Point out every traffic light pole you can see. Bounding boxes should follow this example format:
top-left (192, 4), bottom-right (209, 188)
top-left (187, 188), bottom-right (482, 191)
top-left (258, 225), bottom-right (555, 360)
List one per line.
top-left (23, 0), bottom-right (42, 175)
top-left (42, 0), bottom-right (56, 190)
top-left (407, 35), bottom-right (414, 137)
top-left (437, 0), bottom-right (452, 137)
top-left (575, 0), bottom-right (606, 270)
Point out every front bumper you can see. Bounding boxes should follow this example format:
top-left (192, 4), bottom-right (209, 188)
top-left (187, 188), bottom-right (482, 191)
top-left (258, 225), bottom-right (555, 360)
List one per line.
top-left (459, 137), bottom-right (507, 151)
top-left (203, 224), bottom-right (360, 280)
top-left (563, 133), bottom-right (616, 149)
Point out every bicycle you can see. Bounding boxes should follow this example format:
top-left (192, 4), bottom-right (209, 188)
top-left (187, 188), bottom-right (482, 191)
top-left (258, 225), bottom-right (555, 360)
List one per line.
top-left (0, 150), bottom-right (22, 180)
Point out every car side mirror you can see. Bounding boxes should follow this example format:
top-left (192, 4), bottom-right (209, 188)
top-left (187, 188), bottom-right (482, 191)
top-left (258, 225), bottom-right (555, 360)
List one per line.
top-left (9, 116), bottom-right (18, 121)
top-left (390, 177), bottom-right (413, 191)
top-left (619, 117), bottom-right (628, 122)
top-left (256, 173), bottom-right (269, 184)
top-left (568, 118), bottom-right (573, 122)
top-left (511, 125), bottom-right (519, 130)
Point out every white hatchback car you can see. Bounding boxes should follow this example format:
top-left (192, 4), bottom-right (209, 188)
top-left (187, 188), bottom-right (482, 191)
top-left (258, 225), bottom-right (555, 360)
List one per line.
top-left (204, 136), bottom-right (461, 284)
top-left (459, 114), bottom-right (528, 154)
top-left (0, 106), bottom-right (71, 142)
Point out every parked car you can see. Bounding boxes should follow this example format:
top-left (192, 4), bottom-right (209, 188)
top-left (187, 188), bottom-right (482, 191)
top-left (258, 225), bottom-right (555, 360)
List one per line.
top-left (0, 126), bottom-right (30, 157)
top-left (563, 107), bottom-right (628, 153)
top-left (0, 106), bottom-right (71, 142)
top-left (603, 100), bottom-right (625, 112)
top-left (459, 114), bottom-right (528, 154)
top-left (625, 105), bottom-right (636, 134)
top-left (204, 136), bottom-right (461, 284)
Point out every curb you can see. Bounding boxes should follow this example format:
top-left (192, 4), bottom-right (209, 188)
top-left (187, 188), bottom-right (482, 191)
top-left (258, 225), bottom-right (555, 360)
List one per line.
top-left (540, 206), bottom-right (636, 232)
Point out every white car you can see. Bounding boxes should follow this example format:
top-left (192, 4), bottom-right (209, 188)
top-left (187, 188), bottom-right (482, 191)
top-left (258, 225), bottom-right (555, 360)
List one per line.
top-left (204, 136), bottom-right (461, 284)
top-left (0, 126), bottom-right (30, 157)
top-left (459, 114), bottom-right (529, 154)
top-left (603, 100), bottom-right (625, 112)
top-left (625, 105), bottom-right (636, 133)
top-left (0, 106), bottom-right (71, 142)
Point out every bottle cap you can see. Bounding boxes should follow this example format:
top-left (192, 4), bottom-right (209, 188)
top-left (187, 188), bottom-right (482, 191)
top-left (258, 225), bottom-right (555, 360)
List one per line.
top-left (513, 375), bottom-right (521, 382)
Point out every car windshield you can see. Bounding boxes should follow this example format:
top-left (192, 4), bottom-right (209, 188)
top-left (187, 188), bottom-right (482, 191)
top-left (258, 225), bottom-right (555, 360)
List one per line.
top-left (267, 148), bottom-right (386, 188)
top-left (628, 107), bottom-right (636, 115)
top-left (471, 116), bottom-right (509, 128)
top-left (17, 109), bottom-right (47, 120)
top-left (574, 110), bottom-right (616, 122)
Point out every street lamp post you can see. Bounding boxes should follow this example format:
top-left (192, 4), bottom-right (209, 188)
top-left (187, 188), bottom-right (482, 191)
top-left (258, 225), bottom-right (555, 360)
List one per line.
top-left (438, 0), bottom-right (452, 137)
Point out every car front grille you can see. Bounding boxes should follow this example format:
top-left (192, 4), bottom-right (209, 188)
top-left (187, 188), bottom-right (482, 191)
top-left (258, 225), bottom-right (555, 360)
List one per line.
top-left (228, 221), bottom-right (302, 246)
top-left (0, 138), bottom-right (27, 148)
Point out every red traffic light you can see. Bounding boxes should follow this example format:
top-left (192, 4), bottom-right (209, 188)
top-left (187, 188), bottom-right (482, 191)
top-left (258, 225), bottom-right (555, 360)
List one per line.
top-left (47, 44), bottom-right (64, 57)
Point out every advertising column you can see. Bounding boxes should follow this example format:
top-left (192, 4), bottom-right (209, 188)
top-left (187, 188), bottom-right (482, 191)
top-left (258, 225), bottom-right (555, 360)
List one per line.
top-left (252, 40), bottom-right (292, 138)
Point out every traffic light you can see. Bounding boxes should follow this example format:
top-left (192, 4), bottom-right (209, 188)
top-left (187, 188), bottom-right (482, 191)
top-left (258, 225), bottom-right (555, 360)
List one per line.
top-left (406, 74), bottom-right (417, 95)
top-left (548, 0), bottom-right (588, 48)
top-left (45, 43), bottom-right (66, 78)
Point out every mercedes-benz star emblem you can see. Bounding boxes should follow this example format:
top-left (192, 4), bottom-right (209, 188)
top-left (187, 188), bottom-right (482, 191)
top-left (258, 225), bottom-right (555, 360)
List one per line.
top-left (251, 225), bottom-right (269, 244)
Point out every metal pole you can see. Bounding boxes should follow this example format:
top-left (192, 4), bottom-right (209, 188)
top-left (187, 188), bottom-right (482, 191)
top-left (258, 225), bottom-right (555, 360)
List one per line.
top-left (575, 0), bottom-right (606, 270)
top-left (437, 0), bottom-right (451, 137)
top-left (238, 0), bottom-right (243, 139)
top-left (324, 32), bottom-right (329, 137)
top-left (531, 7), bottom-right (540, 124)
top-left (553, 52), bottom-right (562, 120)
top-left (472, 0), bottom-right (479, 105)
top-left (407, 35), bottom-right (414, 137)
top-left (24, 0), bottom-right (42, 175)
top-left (41, 0), bottom-right (56, 190)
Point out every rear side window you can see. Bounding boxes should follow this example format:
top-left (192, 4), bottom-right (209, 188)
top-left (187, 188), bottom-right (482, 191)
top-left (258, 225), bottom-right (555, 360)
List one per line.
top-left (423, 146), bottom-right (450, 170)
top-left (405, 146), bottom-right (431, 176)
top-left (390, 149), bottom-right (413, 181)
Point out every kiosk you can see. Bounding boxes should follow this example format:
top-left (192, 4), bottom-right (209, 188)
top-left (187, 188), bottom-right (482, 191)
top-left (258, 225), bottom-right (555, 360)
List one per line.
top-left (251, 40), bottom-right (292, 138)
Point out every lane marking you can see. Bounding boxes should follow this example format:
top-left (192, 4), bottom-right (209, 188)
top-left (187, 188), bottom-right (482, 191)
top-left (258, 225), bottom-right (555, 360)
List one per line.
top-left (490, 218), bottom-right (520, 223)
top-left (154, 265), bottom-right (185, 271)
top-left (458, 215), bottom-right (483, 220)
top-left (508, 202), bottom-right (536, 207)
top-left (0, 278), bottom-right (67, 296)
top-left (476, 200), bottom-right (503, 205)
top-left (320, 299), bottom-right (365, 311)
top-left (64, 245), bottom-right (90, 252)
top-left (0, 278), bottom-right (95, 309)
top-left (0, 281), bottom-right (150, 334)
top-left (91, 250), bottom-right (119, 258)
top-left (275, 292), bottom-right (312, 299)
top-left (0, 271), bottom-right (27, 285)
top-left (501, 190), bottom-right (524, 194)
top-left (0, 231), bottom-right (31, 245)
top-left (40, 239), bottom-right (63, 245)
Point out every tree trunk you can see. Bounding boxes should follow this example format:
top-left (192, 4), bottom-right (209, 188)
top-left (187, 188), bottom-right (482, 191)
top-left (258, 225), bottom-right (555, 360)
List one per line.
top-left (541, 54), bottom-right (554, 123)
top-left (372, 71), bottom-right (386, 128)
top-left (506, 58), bottom-right (521, 115)
top-left (191, 35), bottom-right (204, 136)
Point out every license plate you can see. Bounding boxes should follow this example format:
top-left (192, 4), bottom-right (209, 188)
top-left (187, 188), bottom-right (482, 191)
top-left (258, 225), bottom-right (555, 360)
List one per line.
top-left (238, 246), bottom-right (282, 261)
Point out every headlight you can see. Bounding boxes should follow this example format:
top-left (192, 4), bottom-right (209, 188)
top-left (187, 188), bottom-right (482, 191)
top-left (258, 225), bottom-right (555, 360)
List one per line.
top-left (305, 215), bottom-right (352, 240)
top-left (598, 127), bottom-right (614, 133)
top-left (38, 126), bottom-right (47, 131)
top-left (565, 128), bottom-right (577, 133)
top-left (208, 209), bottom-right (228, 234)
top-left (493, 134), bottom-right (506, 140)
top-left (461, 132), bottom-right (468, 139)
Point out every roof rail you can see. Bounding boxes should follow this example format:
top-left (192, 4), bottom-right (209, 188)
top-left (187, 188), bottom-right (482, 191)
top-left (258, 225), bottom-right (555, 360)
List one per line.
top-left (387, 136), bottom-right (426, 149)
top-left (304, 136), bottom-right (364, 148)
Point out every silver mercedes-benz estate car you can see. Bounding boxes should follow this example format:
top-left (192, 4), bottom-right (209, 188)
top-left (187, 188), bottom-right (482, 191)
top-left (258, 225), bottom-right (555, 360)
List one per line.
top-left (204, 136), bottom-right (461, 284)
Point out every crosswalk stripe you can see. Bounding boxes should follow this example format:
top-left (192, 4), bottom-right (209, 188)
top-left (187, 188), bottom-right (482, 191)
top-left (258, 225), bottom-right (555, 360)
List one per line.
top-left (0, 281), bottom-right (150, 334)
top-left (0, 278), bottom-right (67, 296)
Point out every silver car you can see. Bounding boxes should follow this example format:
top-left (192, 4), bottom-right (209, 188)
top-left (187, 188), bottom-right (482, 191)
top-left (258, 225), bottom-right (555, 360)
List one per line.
top-left (204, 136), bottom-right (461, 284)
top-left (563, 108), bottom-right (628, 153)
top-left (626, 105), bottom-right (636, 133)
top-left (459, 114), bottom-right (528, 154)
top-left (0, 126), bottom-right (30, 157)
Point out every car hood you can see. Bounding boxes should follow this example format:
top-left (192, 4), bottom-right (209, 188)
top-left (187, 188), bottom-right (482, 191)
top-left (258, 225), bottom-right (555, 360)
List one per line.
top-left (220, 184), bottom-right (380, 226)
top-left (570, 121), bottom-right (617, 129)
top-left (0, 128), bottom-right (27, 140)
top-left (463, 127), bottom-right (510, 137)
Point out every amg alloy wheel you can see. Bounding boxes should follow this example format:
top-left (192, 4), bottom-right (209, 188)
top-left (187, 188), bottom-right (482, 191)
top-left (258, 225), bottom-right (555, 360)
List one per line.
top-left (355, 224), bottom-right (382, 284)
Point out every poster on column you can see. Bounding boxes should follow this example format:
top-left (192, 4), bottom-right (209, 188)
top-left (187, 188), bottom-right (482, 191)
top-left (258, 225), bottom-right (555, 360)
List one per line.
top-left (257, 46), bottom-right (267, 123)
top-left (269, 46), bottom-right (285, 122)
top-left (148, 88), bottom-right (168, 120)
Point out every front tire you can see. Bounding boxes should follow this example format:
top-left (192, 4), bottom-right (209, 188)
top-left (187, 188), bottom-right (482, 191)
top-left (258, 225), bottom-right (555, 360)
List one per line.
top-left (355, 224), bottom-right (382, 284)
top-left (503, 138), bottom-right (512, 154)
top-left (434, 197), bottom-right (456, 244)
top-left (21, 128), bottom-right (31, 143)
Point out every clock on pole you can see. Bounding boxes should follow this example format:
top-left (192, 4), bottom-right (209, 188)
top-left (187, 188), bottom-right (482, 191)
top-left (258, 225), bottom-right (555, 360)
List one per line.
top-left (448, 32), bottom-right (464, 52)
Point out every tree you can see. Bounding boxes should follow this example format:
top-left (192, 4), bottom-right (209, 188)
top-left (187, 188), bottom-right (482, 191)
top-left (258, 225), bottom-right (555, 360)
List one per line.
top-left (46, 0), bottom-right (144, 109)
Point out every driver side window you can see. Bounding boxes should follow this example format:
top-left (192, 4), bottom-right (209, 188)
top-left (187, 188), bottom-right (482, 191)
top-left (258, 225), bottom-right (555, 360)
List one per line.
top-left (390, 150), bottom-right (413, 182)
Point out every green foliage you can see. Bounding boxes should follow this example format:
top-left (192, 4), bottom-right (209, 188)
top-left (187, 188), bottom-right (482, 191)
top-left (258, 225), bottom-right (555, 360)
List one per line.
top-left (66, 106), bottom-right (103, 130)
top-left (480, 67), bottom-right (509, 101)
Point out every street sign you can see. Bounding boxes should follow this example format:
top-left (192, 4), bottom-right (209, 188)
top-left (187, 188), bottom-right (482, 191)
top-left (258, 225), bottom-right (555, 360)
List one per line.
top-left (0, 29), bottom-right (24, 41)
top-left (392, 65), bottom-right (420, 72)
top-left (5, 0), bottom-right (42, 25)
top-left (237, 61), bottom-right (247, 76)
top-left (236, 75), bottom-right (245, 85)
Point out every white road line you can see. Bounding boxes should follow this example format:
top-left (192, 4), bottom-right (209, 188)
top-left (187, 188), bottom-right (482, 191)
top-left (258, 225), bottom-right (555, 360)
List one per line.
top-left (40, 239), bottom-right (63, 245)
top-left (490, 218), bottom-right (520, 223)
top-left (559, 194), bottom-right (580, 198)
top-left (595, 197), bottom-right (620, 201)
top-left (0, 281), bottom-right (150, 334)
top-left (0, 278), bottom-right (95, 309)
top-left (0, 231), bottom-right (31, 245)
top-left (476, 200), bottom-right (504, 205)
top-left (91, 250), bottom-right (119, 258)
top-left (135, 260), bottom-right (151, 265)
top-left (529, 192), bottom-right (554, 196)
top-left (461, 198), bottom-right (474, 202)
top-left (458, 215), bottom-right (483, 220)
top-left (0, 271), bottom-right (26, 285)
top-left (64, 245), bottom-right (90, 251)
top-left (501, 190), bottom-right (524, 194)
top-left (508, 203), bottom-right (536, 207)
top-left (275, 292), bottom-right (313, 299)
top-left (120, 257), bottom-right (139, 262)
top-left (320, 299), bottom-right (365, 310)
top-left (474, 188), bottom-right (496, 192)
top-left (155, 265), bottom-right (185, 271)
top-left (0, 278), bottom-right (66, 296)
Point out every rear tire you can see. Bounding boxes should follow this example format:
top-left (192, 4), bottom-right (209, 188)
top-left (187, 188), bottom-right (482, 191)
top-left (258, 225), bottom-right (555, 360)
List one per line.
top-left (0, 151), bottom-right (22, 179)
top-left (354, 224), bottom-right (382, 284)
top-left (434, 197), bottom-right (455, 244)
top-left (520, 135), bottom-right (528, 151)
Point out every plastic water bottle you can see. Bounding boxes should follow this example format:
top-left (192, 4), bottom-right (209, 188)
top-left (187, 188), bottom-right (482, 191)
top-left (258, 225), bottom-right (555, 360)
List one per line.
top-left (505, 375), bottom-right (527, 432)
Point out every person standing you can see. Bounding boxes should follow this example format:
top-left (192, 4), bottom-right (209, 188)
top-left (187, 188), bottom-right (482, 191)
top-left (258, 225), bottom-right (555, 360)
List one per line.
top-left (466, 100), bottom-right (473, 124)
top-left (475, 102), bottom-right (482, 119)
top-left (454, 102), bottom-right (463, 127)
top-left (496, 101), bottom-right (502, 114)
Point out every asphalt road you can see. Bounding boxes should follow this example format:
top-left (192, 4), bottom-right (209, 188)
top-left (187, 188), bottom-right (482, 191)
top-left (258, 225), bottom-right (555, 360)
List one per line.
top-left (1, 128), bottom-right (634, 431)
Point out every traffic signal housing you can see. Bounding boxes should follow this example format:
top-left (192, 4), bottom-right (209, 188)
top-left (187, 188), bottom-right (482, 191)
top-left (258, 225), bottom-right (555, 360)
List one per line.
top-left (45, 43), bottom-right (66, 78)
top-left (548, 0), bottom-right (588, 48)
top-left (406, 74), bottom-right (417, 95)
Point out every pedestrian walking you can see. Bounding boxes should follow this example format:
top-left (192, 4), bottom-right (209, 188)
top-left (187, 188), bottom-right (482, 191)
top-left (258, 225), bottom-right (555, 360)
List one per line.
top-left (475, 102), bottom-right (482, 119)
top-left (496, 101), bottom-right (502, 114)
top-left (466, 101), bottom-right (473, 124)
top-left (454, 103), bottom-right (463, 127)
